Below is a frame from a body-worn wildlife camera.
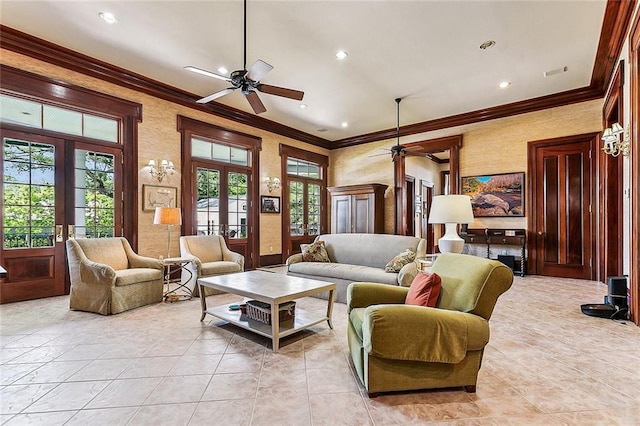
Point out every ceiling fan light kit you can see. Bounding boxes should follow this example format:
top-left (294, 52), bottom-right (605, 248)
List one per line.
top-left (185, 0), bottom-right (304, 114)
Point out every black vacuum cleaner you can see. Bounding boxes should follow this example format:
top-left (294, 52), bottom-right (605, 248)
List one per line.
top-left (581, 276), bottom-right (629, 320)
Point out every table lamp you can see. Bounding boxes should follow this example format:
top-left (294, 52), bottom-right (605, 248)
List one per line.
top-left (154, 207), bottom-right (182, 258)
top-left (427, 195), bottom-right (474, 254)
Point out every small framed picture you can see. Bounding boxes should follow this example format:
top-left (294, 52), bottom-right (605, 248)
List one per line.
top-left (261, 195), bottom-right (280, 214)
top-left (143, 185), bottom-right (177, 211)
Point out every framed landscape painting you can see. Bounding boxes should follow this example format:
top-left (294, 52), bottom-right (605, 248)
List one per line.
top-left (462, 172), bottom-right (524, 217)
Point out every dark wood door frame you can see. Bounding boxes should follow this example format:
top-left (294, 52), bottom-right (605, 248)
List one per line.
top-left (527, 133), bottom-right (598, 279)
top-left (394, 135), bottom-right (462, 235)
top-left (279, 144), bottom-right (329, 262)
top-left (178, 116), bottom-right (261, 269)
top-left (630, 12), bottom-right (640, 326)
top-left (599, 59), bottom-right (625, 282)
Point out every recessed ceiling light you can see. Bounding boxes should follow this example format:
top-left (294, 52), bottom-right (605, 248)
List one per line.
top-left (299, 104), bottom-right (308, 109)
top-left (217, 67), bottom-right (229, 75)
top-left (335, 50), bottom-right (348, 60)
top-left (498, 81), bottom-right (511, 89)
top-left (479, 40), bottom-right (496, 50)
top-left (99, 12), bottom-right (118, 24)
top-left (341, 122), bottom-right (348, 128)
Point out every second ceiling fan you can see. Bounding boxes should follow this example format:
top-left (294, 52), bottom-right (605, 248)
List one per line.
top-left (184, 0), bottom-right (304, 114)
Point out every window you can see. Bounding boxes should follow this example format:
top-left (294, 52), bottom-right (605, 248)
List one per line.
top-left (0, 94), bottom-right (119, 143)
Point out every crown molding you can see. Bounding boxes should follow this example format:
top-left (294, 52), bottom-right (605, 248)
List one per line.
top-left (0, 25), bottom-right (332, 149)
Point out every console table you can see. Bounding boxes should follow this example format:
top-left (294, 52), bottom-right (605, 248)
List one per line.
top-left (460, 228), bottom-right (526, 276)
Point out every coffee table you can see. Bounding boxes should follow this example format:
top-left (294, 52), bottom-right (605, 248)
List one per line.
top-left (198, 271), bottom-right (336, 352)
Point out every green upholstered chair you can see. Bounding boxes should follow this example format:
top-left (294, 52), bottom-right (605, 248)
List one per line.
top-left (179, 235), bottom-right (244, 297)
top-left (66, 237), bottom-right (164, 315)
top-left (347, 253), bottom-right (513, 396)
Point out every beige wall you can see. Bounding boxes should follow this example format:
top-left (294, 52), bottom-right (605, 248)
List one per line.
top-left (1, 49), bottom-right (329, 259)
top-left (330, 99), bottom-right (603, 234)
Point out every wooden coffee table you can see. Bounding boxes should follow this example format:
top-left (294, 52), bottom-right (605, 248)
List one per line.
top-left (198, 271), bottom-right (336, 352)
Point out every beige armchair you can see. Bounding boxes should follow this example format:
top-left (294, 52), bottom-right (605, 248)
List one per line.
top-left (347, 253), bottom-right (513, 396)
top-left (179, 235), bottom-right (244, 296)
top-left (66, 237), bottom-right (164, 315)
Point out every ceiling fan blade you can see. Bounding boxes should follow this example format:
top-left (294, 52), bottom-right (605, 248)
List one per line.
top-left (245, 59), bottom-right (273, 82)
top-left (184, 66), bottom-right (232, 82)
top-left (196, 88), bottom-right (236, 104)
top-left (258, 84), bottom-right (304, 101)
top-left (245, 91), bottom-right (267, 114)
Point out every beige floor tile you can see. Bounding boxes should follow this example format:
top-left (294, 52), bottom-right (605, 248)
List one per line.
top-left (0, 275), bottom-right (639, 424)
top-left (190, 400), bottom-right (253, 426)
top-left (309, 392), bottom-right (373, 425)
top-left (85, 377), bottom-right (162, 409)
top-left (306, 367), bottom-right (359, 394)
top-left (251, 393), bottom-right (311, 426)
top-left (201, 372), bottom-right (259, 401)
top-left (23, 380), bottom-right (109, 412)
top-left (3, 410), bottom-right (76, 426)
top-left (67, 358), bottom-right (133, 381)
top-left (126, 402), bottom-right (197, 425)
top-left (118, 356), bottom-right (180, 379)
top-left (144, 374), bottom-right (211, 405)
top-left (0, 383), bottom-right (58, 414)
top-left (64, 406), bottom-right (138, 426)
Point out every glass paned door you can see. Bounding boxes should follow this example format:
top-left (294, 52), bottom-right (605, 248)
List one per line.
top-left (288, 178), bottom-right (320, 253)
top-left (74, 150), bottom-right (116, 238)
top-left (195, 164), bottom-right (251, 262)
top-left (1, 131), bottom-right (65, 302)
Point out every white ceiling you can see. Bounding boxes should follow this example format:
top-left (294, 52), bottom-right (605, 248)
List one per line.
top-left (0, 1), bottom-right (607, 142)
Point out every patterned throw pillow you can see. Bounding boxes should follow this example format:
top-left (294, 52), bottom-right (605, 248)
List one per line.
top-left (384, 248), bottom-right (416, 272)
top-left (405, 272), bottom-right (442, 307)
top-left (302, 240), bottom-right (331, 263)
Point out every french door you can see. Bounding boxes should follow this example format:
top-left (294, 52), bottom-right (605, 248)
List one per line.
top-left (192, 160), bottom-right (252, 265)
top-left (1, 129), bottom-right (122, 303)
top-left (287, 178), bottom-right (321, 257)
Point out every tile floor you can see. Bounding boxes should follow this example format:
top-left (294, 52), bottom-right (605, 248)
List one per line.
top-left (1, 273), bottom-right (639, 425)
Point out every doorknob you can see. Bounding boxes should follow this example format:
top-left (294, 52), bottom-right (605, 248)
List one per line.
top-left (537, 231), bottom-right (544, 236)
top-left (55, 225), bottom-right (63, 242)
top-left (68, 225), bottom-right (75, 240)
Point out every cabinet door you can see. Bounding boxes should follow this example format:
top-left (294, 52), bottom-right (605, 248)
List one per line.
top-left (352, 194), bottom-right (374, 233)
top-left (331, 195), bottom-right (352, 233)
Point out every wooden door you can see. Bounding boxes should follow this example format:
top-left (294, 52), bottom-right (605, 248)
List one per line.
top-left (331, 194), bottom-right (351, 234)
top-left (421, 183), bottom-right (434, 252)
top-left (405, 176), bottom-right (415, 236)
top-left (1, 131), bottom-right (66, 302)
top-left (528, 134), bottom-right (596, 279)
top-left (193, 163), bottom-right (253, 268)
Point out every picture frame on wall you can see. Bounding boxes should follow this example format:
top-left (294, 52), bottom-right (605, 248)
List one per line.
top-left (461, 172), bottom-right (525, 217)
top-left (260, 195), bottom-right (280, 214)
top-left (143, 185), bottom-right (177, 211)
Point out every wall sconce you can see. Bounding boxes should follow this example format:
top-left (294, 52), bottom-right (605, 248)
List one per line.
top-left (602, 122), bottom-right (630, 157)
top-left (148, 159), bottom-right (175, 182)
top-left (264, 176), bottom-right (281, 193)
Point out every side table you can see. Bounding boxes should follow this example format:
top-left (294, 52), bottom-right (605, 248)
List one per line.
top-left (417, 254), bottom-right (439, 272)
top-left (162, 257), bottom-right (194, 302)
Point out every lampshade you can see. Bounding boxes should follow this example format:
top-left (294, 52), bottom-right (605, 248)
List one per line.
top-left (153, 207), bottom-right (182, 226)
top-left (428, 195), bottom-right (474, 224)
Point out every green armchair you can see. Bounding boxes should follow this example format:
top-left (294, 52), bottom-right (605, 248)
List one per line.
top-left (347, 253), bottom-right (513, 396)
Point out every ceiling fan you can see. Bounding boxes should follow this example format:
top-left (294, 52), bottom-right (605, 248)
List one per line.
top-left (370, 98), bottom-right (407, 161)
top-left (184, 0), bottom-right (304, 114)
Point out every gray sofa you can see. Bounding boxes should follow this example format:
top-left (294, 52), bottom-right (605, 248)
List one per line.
top-left (286, 233), bottom-right (426, 303)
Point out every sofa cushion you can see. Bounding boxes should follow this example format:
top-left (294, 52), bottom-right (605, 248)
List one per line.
top-left (405, 272), bottom-right (441, 307)
top-left (385, 248), bottom-right (416, 273)
top-left (201, 261), bottom-right (242, 276)
top-left (317, 234), bottom-right (424, 269)
top-left (115, 268), bottom-right (163, 287)
top-left (288, 262), bottom-right (398, 285)
top-left (76, 238), bottom-right (129, 271)
top-left (302, 240), bottom-right (331, 263)
top-left (183, 235), bottom-right (223, 263)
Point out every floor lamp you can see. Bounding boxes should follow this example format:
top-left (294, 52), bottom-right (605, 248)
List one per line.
top-left (428, 195), bottom-right (474, 254)
top-left (154, 207), bottom-right (182, 258)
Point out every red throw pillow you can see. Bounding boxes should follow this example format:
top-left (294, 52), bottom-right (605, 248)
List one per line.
top-left (405, 272), bottom-right (442, 307)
